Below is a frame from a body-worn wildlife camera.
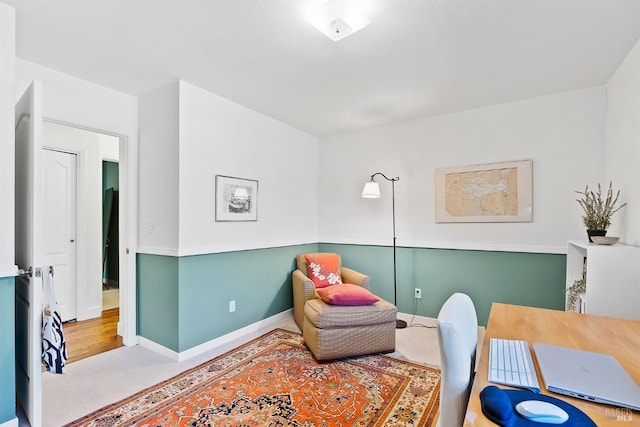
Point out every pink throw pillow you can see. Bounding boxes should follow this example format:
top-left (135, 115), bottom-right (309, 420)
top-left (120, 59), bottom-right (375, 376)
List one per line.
top-left (316, 284), bottom-right (380, 306)
top-left (305, 254), bottom-right (343, 288)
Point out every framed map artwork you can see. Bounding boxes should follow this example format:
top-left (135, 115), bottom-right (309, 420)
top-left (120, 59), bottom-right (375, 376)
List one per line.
top-left (435, 160), bottom-right (533, 223)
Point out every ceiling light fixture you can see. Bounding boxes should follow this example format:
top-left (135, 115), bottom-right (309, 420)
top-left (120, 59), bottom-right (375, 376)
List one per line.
top-left (307, 0), bottom-right (370, 41)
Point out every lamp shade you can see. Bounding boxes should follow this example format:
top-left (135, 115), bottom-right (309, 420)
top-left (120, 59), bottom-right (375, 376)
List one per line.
top-left (361, 181), bottom-right (381, 198)
top-left (233, 187), bottom-right (249, 199)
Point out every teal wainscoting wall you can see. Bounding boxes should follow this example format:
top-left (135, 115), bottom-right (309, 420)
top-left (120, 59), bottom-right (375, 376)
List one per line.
top-left (0, 276), bottom-right (16, 424)
top-left (137, 244), bottom-right (317, 353)
top-left (319, 243), bottom-right (567, 326)
top-left (138, 243), bottom-right (565, 352)
top-left (137, 255), bottom-right (180, 351)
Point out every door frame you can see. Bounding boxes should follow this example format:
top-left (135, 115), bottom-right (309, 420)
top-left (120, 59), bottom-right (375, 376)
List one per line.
top-left (43, 118), bottom-right (134, 345)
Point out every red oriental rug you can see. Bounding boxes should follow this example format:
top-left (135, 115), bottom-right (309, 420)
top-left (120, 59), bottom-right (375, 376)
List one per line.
top-left (65, 329), bottom-right (440, 426)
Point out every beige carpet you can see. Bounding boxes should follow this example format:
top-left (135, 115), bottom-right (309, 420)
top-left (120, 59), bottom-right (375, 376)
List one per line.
top-left (23, 312), bottom-right (466, 427)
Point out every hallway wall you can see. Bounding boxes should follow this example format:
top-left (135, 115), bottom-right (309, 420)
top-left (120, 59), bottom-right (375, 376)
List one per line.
top-left (0, 4), bottom-right (16, 425)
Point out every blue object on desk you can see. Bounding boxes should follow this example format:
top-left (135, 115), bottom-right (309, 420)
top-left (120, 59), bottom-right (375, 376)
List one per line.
top-left (479, 386), bottom-right (596, 426)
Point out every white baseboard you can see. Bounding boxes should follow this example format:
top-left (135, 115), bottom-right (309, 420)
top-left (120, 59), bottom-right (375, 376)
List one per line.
top-left (397, 312), bottom-right (437, 326)
top-left (137, 335), bottom-right (179, 361)
top-left (0, 417), bottom-right (18, 427)
top-left (76, 305), bottom-right (102, 321)
top-left (138, 309), bottom-right (295, 362)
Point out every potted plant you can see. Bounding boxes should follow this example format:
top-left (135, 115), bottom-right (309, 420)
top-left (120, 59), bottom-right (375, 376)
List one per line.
top-left (575, 182), bottom-right (626, 242)
top-left (566, 278), bottom-right (586, 312)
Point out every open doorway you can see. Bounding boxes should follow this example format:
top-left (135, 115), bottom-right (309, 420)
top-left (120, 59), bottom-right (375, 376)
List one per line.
top-left (102, 161), bottom-right (119, 310)
top-left (14, 81), bottom-right (136, 426)
top-left (42, 121), bottom-right (124, 363)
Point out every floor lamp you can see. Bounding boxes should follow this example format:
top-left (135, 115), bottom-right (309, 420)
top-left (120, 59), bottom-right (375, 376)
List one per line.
top-left (362, 173), bottom-right (408, 329)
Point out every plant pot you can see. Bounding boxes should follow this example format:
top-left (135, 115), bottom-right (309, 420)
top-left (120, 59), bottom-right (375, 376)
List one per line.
top-left (586, 229), bottom-right (607, 243)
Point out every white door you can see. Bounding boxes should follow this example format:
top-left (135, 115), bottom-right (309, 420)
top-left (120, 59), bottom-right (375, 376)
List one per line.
top-left (42, 148), bottom-right (78, 321)
top-left (15, 80), bottom-right (44, 427)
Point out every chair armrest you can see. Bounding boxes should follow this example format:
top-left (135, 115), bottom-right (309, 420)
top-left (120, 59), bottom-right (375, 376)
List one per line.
top-left (341, 267), bottom-right (371, 291)
top-left (292, 269), bottom-right (317, 330)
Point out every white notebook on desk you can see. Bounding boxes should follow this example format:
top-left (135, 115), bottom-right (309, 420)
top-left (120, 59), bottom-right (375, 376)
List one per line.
top-left (533, 342), bottom-right (640, 411)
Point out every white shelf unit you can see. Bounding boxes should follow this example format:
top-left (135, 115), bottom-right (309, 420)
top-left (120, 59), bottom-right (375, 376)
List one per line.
top-left (566, 240), bottom-right (640, 320)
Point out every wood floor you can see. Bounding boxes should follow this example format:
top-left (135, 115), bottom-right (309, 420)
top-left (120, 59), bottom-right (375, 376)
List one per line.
top-left (62, 308), bottom-right (123, 364)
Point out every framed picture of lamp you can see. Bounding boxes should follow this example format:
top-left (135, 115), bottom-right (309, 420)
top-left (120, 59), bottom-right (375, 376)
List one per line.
top-left (215, 175), bottom-right (258, 221)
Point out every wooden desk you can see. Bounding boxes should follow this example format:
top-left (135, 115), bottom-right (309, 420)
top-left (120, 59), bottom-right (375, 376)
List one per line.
top-left (464, 303), bottom-right (640, 426)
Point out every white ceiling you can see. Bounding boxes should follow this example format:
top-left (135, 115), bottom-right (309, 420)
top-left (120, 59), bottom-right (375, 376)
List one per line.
top-left (6, 0), bottom-right (640, 137)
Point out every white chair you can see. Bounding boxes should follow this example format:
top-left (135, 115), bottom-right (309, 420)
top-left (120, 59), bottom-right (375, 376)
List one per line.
top-left (437, 293), bottom-right (478, 427)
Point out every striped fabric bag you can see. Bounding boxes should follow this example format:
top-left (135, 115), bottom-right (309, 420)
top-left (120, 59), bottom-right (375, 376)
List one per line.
top-left (42, 269), bottom-right (67, 374)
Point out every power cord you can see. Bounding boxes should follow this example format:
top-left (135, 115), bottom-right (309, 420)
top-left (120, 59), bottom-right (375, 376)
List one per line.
top-left (408, 297), bottom-right (436, 328)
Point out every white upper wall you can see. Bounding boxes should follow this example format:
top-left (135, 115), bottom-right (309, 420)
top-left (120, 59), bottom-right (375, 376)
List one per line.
top-left (8, 41), bottom-right (640, 257)
top-left (0, 3), bottom-right (15, 276)
top-left (14, 59), bottom-right (137, 138)
top-left (177, 81), bottom-right (319, 255)
top-left (100, 133), bottom-right (120, 162)
top-left (137, 80), bottom-right (320, 256)
top-left (318, 87), bottom-right (607, 254)
top-left (606, 37), bottom-right (640, 246)
top-left (138, 82), bottom-right (180, 254)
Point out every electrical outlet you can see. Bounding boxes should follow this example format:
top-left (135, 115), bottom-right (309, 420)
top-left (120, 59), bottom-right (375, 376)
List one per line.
top-left (229, 300), bottom-right (236, 312)
top-left (414, 288), bottom-right (422, 299)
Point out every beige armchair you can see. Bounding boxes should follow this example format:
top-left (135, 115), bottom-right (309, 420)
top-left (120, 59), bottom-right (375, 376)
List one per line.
top-left (292, 252), bottom-right (397, 360)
